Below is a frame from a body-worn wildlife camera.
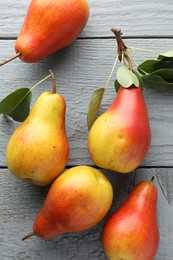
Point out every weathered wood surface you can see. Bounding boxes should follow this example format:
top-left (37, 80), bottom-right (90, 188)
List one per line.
top-left (0, 0), bottom-right (173, 38)
top-left (0, 168), bottom-right (173, 259)
top-left (0, 0), bottom-right (173, 259)
top-left (135, 169), bottom-right (173, 260)
top-left (0, 39), bottom-right (173, 167)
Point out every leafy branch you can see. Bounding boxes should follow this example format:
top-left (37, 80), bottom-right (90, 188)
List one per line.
top-left (87, 28), bottom-right (173, 130)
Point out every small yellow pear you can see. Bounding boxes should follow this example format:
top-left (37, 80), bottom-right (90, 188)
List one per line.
top-left (6, 72), bottom-right (69, 186)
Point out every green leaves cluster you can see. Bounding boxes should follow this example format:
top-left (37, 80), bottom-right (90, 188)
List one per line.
top-left (0, 49), bottom-right (173, 126)
top-left (138, 51), bottom-right (173, 91)
top-left (87, 50), bottom-right (173, 130)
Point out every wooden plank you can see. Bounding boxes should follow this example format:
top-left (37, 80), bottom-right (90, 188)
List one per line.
top-left (1, 2), bottom-right (172, 260)
top-left (0, 0), bottom-right (173, 38)
top-left (0, 168), bottom-right (134, 260)
top-left (135, 168), bottom-right (173, 260)
top-left (0, 38), bottom-right (173, 167)
top-left (0, 168), bottom-right (172, 259)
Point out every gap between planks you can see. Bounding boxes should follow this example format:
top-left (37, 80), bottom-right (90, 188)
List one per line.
top-left (1, 166), bottom-right (173, 169)
top-left (0, 36), bottom-right (173, 41)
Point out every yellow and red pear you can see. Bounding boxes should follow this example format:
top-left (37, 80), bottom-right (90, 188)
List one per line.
top-left (22, 166), bottom-right (113, 240)
top-left (6, 74), bottom-right (69, 186)
top-left (88, 86), bottom-right (151, 173)
top-left (102, 179), bottom-right (160, 260)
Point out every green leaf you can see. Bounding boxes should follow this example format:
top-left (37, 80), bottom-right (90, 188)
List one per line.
top-left (0, 88), bottom-right (32, 122)
top-left (138, 59), bottom-right (173, 75)
top-left (115, 71), bottom-right (143, 92)
top-left (117, 65), bottom-right (139, 88)
top-left (114, 80), bottom-right (121, 92)
top-left (159, 50), bottom-right (173, 58)
top-left (87, 88), bottom-right (105, 130)
top-left (151, 68), bottom-right (173, 83)
top-left (142, 74), bottom-right (173, 92)
top-left (132, 70), bottom-right (144, 88)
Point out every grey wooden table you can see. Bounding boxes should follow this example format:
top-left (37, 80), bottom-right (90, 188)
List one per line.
top-left (0, 0), bottom-right (173, 259)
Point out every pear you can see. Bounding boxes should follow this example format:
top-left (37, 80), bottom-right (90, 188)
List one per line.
top-left (6, 72), bottom-right (69, 186)
top-left (102, 178), bottom-right (160, 260)
top-left (88, 86), bottom-right (151, 173)
top-left (22, 166), bottom-right (113, 240)
top-left (0, 0), bottom-right (89, 65)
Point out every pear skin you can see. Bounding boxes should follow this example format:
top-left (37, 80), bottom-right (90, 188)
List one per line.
top-left (14, 0), bottom-right (89, 63)
top-left (102, 179), bottom-right (160, 260)
top-left (88, 86), bottom-right (151, 173)
top-left (22, 166), bottom-right (113, 240)
top-left (6, 83), bottom-right (69, 186)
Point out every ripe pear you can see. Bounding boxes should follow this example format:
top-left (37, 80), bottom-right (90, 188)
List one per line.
top-left (88, 86), bottom-right (151, 173)
top-left (0, 0), bottom-right (89, 65)
top-left (6, 73), bottom-right (69, 186)
top-left (22, 166), bottom-right (113, 240)
top-left (102, 178), bottom-right (160, 260)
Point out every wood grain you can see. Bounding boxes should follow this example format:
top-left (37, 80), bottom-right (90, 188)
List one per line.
top-left (0, 168), bottom-right (134, 260)
top-left (0, 38), bottom-right (173, 167)
top-left (135, 169), bottom-right (173, 260)
top-left (0, 1), bottom-right (173, 259)
top-left (0, 0), bottom-right (173, 38)
top-left (0, 168), bottom-right (172, 259)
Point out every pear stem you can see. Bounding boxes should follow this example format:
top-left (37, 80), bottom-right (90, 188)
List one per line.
top-left (150, 176), bottom-right (155, 182)
top-left (0, 52), bottom-right (21, 66)
top-left (111, 28), bottom-right (133, 71)
top-left (111, 28), bottom-right (126, 60)
top-left (49, 69), bottom-right (56, 94)
top-left (22, 231), bottom-right (35, 241)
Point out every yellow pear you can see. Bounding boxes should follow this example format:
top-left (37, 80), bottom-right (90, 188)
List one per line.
top-left (6, 72), bottom-right (69, 186)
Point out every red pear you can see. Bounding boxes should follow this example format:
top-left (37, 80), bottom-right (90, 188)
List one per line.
top-left (88, 86), bottom-right (151, 173)
top-left (0, 0), bottom-right (89, 65)
top-left (102, 179), bottom-right (160, 260)
top-left (22, 166), bottom-right (113, 240)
